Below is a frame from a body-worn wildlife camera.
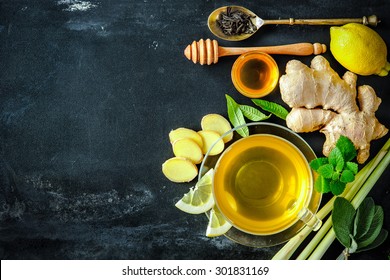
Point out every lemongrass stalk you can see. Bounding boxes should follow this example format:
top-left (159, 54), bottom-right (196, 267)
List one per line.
top-left (308, 227), bottom-right (337, 260)
top-left (308, 147), bottom-right (390, 260)
top-left (350, 149), bottom-right (390, 208)
top-left (271, 226), bottom-right (313, 260)
top-left (272, 138), bottom-right (390, 260)
top-left (296, 148), bottom-right (387, 259)
top-left (296, 215), bottom-right (332, 259)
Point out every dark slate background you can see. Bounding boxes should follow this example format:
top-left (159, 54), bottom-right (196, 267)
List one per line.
top-left (0, 0), bottom-right (389, 260)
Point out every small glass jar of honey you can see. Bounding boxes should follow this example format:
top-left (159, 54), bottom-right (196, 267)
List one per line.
top-left (231, 51), bottom-right (279, 98)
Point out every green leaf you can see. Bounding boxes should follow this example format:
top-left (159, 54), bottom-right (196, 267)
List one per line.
top-left (226, 94), bottom-right (249, 138)
top-left (330, 180), bottom-right (347, 195)
top-left (356, 229), bottom-right (388, 253)
top-left (332, 197), bottom-right (356, 248)
top-left (340, 170), bottom-right (355, 183)
top-left (251, 99), bottom-right (289, 120)
top-left (356, 205), bottom-right (384, 249)
top-left (332, 171), bottom-right (340, 181)
top-left (317, 164), bottom-right (334, 179)
top-left (353, 197), bottom-right (375, 239)
top-left (335, 135), bottom-right (357, 162)
top-left (309, 157), bottom-right (329, 171)
top-left (349, 235), bottom-right (358, 254)
top-left (345, 162), bottom-right (359, 175)
top-left (314, 176), bottom-right (331, 193)
top-left (238, 105), bottom-right (271, 121)
top-left (329, 147), bottom-right (345, 172)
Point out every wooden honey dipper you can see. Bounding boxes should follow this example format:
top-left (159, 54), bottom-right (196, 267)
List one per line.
top-left (184, 38), bottom-right (326, 65)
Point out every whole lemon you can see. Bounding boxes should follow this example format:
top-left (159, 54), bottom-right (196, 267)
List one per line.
top-left (330, 23), bottom-right (390, 76)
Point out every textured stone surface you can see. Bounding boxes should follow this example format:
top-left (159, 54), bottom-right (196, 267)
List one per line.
top-left (0, 0), bottom-right (389, 259)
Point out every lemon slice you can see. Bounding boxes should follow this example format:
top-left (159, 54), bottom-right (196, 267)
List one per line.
top-left (206, 206), bottom-right (233, 237)
top-left (175, 169), bottom-right (214, 214)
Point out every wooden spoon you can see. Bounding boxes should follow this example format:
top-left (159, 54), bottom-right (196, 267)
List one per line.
top-left (184, 39), bottom-right (326, 65)
top-left (208, 6), bottom-right (379, 41)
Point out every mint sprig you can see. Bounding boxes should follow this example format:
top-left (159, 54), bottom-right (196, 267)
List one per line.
top-left (332, 197), bottom-right (388, 259)
top-left (310, 135), bottom-right (358, 196)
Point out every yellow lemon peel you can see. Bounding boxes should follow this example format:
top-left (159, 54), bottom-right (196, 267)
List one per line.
top-left (330, 23), bottom-right (389, 76)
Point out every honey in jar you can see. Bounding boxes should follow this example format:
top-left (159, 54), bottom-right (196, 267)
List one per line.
top-left (231, 51), bottom-right (279, 98)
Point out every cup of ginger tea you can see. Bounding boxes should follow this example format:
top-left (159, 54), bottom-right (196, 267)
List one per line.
top-left (209, 122), bottom-right (321, 238)
top-left (231, 51), bottom-right (279, 98)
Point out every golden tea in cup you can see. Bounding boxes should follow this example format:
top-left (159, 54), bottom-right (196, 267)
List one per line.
top-left (231, 51), bottom-right (279, 98)
top-left (213, 134), bottom-right (313, 235)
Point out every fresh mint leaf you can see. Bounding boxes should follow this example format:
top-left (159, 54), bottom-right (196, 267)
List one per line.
top-left (329, 147), bottom-right (345, 172)
top-left (317, 164), bottom-right (334, 179)
top-left (330, 180), bottom-right (346, 195)
top-left (353, 197), bottom-right (375, 239)
top-left (333, 197), bottom-right (356, 248)
top-left (332, 171), bottom-right (340, 181)
top-left (310, 157), bottom-right (329, 171)
top-left (340, 170), bottom-right (355, 183)
top-left (314, 176), bottom-right (331, 193)
top-left (226, 94), bottom-right (249, 137)
top-left (345, 162), bottom-right (359, 175)
top-left (251, 99), bottom-right (289, 120)
top-left (239, 105), bottom-right (271, 121)
top-left (356, 229), bottom-right (388, 253)
top-left (336, 135), bottom-right (357, 162)
top-left (309, 136), bottom-right (358, 196)
top-left (356, 205), bottom-right (384, 249)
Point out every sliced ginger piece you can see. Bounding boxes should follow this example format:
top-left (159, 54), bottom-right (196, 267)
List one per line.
top-left (201, 114), bottom-right (233, 143)
top-left (172, 138), bottom-right (203, 164)
top-left (162, 157), bottom-right (198, 183)
top-left (198, 130), bottom-right (224, 155)
top-left (169, 127), bottom-right (203, 148)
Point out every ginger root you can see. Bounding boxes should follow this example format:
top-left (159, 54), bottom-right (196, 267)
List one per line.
top-left (162, 157), bottom-right (198, 183)
top-left (172, 138), bottom-right (204, 164)
top-left (197, 130), bottom-right (224, 155)
top-left (169, 127), bottom-right (203, 148)
top-left (201, 114), bottom-right (233, 143)
top-left (280, 55), bottom-right (388, 164)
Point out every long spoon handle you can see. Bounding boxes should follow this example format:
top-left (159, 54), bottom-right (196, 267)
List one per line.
top-left (263, 15), bottom-right (379, 26)
top-left (219, 42), bottom-right (326, 57)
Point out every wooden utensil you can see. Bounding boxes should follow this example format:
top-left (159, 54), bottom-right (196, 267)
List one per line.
top-left (184, 39), bottom-right (327, 65)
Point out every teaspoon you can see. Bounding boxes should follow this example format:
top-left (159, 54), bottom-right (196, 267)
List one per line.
top-left (208, 6), bottom-right (379, 41)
